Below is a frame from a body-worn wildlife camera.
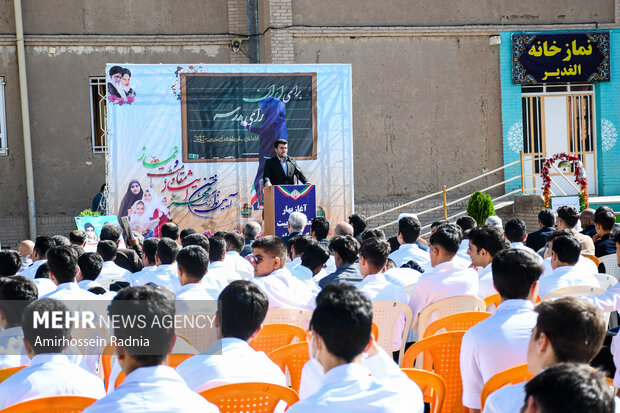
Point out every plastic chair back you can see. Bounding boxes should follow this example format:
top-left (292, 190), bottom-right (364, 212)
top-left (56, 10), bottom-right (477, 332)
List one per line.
top-left (423, 311), bottom-right (492, 338)
top-left (596, 273), bottom-right (618, 290)
top-left (483, 293), bottom-right (501, 312)
top-left (480, 363), bottom-right (532, 409)
top-left (100, 343), bottom-right (115, 391)
top-left (402, 368), bottom-right (446, 413)
top-left (402, 331), bottom-right (467, 413)
top-left (371, 321), bottom-right (379, 341)
top-left (0, 366), bottom-right (26, 384)
top-left (200, 382), bottom-right (299, 413)
top-left (249, 323), bottom-right (306, 355)
top-left (541, 285), bottom-right (605, 301)
top-left (168, 353), bottom-right (194, 369)
top-left (0, 396), bottom-right (97, 412)
top-left (417, 296), bottom-right (486, 340)
top-left (600, 254), bottom-right (620, 280)
top-left (372, 301), bottom-right (413, 366)
top-left (268, 341), bottom-right (310, 392)
top-left (583, 254), bottom-right (600, 268)
top-left (175, 313), bottom-right (218, 352)
top-left (263, 308), bottom-right (313, 330)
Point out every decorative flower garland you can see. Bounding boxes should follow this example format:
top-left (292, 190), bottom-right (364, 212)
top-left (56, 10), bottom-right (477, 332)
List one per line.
top-left (540, 152), bottom-right (588, 209)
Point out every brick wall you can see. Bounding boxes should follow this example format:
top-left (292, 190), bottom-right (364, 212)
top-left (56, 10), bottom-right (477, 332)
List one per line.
top-left (227, 0), bottom-right (250, 63)
top-left (0, 216), bottom-right (76, 250)
top-left (261, 0), bottom-right (295, 63)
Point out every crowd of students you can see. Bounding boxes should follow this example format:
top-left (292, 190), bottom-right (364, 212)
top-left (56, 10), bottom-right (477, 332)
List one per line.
top-left (0, 206), bottom-right (618, 412)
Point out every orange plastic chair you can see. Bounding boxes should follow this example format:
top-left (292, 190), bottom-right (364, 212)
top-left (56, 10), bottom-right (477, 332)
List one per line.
top-left (402, 368), bottom-right (446, 413)
top-left (0, 366), bottom-right (26, 384)
top-left (248, 323), bottom-right (306, 355)
top-left (484, 293), bottom-right (501, 311)
top-left (423, 311), bottom-right (492, 339)
top-left (100, 343), bottom-right (115, 391)
top-left (0, 396), bottom-right (97, 412)
top-left (480, 363), bottom-right (532, 409)
top-left (371, 321), bottom-right (379, 341)
top-left (584, 254), bottom-right (600, 267)
top-left (268, 341), bottom-right (310, 392)
top-left (200, 382), bottom-right (299, 413)
top-left (402, 331), bottom-right (467, 413)
top-left (168, 353), bottom-right (194, 369)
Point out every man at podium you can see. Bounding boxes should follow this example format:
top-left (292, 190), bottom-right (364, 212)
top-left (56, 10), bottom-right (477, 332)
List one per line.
top-left (263, 139), bottom-right (310, 187)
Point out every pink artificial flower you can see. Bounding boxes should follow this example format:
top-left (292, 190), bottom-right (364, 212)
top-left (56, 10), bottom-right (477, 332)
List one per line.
top-left (108, 95), bottom-right (117, 102)
top-left (127, 96), bottom-right (135, 104)
top-left (117, 98), bottom-right (125, 104)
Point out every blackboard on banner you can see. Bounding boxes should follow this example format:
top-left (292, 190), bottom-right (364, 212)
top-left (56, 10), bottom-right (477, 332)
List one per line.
top-left (512, 32), bottom-right (610, 85)
top-left (181, 73), bottom-right (317, 163)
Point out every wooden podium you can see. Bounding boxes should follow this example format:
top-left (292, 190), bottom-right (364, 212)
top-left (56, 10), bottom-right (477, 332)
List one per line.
top-left (263, 184), bottom-right (317, 237)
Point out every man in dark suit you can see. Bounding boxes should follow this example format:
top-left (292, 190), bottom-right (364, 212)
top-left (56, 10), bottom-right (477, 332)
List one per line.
top-left (319, 235), bottom-right (362, 287)
top-left (525, 209), bottom-right (556, 253)
top-left (263, 139), bottom-right (309, 187)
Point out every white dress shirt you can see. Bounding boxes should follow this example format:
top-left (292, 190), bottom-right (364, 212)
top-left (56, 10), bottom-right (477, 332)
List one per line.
top-left (96, 261), bottom-right (131, 283)
top-left (224, 251), bottom-right (254, 279)
top-left (127, 265), bottom-right (158, 285)
top-left (33, 278), bottom-right (58, 297)
top-left (289, 362), bottom-right (423, 413)
top-left (41, 281), bottom-right (98, 300)
top-left (383, 267), bottom-right (422, 288)
top-left (388, 243), bottom-right (430, 268)
top-left (477, 263), bottom-right (497, 299)
top-left (177, 337), bottom-right (286, 392)
top-left (0, 353), bottom-right (105, 410)
top-left (583, 283), bottom-right (620, 312)
top-left (285, 256), bottom-right (302, 270)
top-left (356, 273), bottom-right (410, 351)
top-left (175, 282), bottom-right (215, 314)
top-left (78, 279), bottom-right (102, 290)
top-left (540, 255), bottom-right (597, 277)
top-left (510, 241), bottom-right (539, 255)
top-left (201, 260), bottom-right (240, 299)
top-left (20, 259), bottom-right (46, 279)
top-left (538, 264), bottom-right (600, 299)
top-left (289, 265), bottom-right (321, 295)
top-left (252, 268), bottom-right (316, 311)
top-left (83, 365), bottom-right (218, 413)
top-left (16, 256), bottom-right (33, 275)
top-left (133, 263), bottom-right (182, 293)
top-left (460, 299), bottom-right (537, 409)
top-left (0, 327), bottom-right (29, 369)
top-left (456, 240), bottom-right (472, 263)
top-left (408, 260), bottom-right (479, 331)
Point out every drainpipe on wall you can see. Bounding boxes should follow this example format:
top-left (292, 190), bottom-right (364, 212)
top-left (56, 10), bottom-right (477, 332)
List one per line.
top-left (13, 0), bottom-right (37, 239)
top-left (246, 0), bottom-right (260, 63)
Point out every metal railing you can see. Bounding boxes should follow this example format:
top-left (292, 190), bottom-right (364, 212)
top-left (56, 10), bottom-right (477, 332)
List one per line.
top-left (368, 151), bottom-right (563, 232)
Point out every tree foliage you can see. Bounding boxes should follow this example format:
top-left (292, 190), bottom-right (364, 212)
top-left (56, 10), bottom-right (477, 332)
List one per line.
top-left (466, 191), bottom-right (496, 226)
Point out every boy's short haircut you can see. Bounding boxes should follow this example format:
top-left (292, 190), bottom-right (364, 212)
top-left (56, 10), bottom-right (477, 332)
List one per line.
top-left (22, 298), bottom-right (71, 354)
top-left (77, 252), bottom-right (103, 281)
top-left (219, 281), bottom-right (269, 341)
top-left (176, 246), bottom-right (209, 280)
top-left (251, 236), bottom-right (287, 264)
top-left (0, 276), bottom-right (38, 326)
top-left (360, 237), bottom-right (390, 269)
top-left (156, 238), bottom-right (179, 264)
top-left (0, 250), bottom-right (21, 276)
top-left (429, 224), bottom-right (462, 254)
top-left (492, 249), bottom-right (543, 299)
top-left (46, 246), bottom-right (79, 284)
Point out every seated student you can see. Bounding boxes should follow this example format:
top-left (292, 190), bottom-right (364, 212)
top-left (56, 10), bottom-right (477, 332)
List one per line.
top-left (388, 216), bottom-right (430, 268)
top-left (161, 222), bottom-right (181, 243)
top-left (504, 218), bottom-right (538, 254)
top-left (456, 216), bottom-right (477, 261)
top-left (349, 213), bottom-right (367, 245)
top-left (0, 277), bottom-right (38, 368)
top-left (69, 230), bottom-right (86, 247)
top-left (467, 225), bottom-right (508, 299)
top-left (526, 209), bottom-right (556, 253)
top-left (134, 238), bottom-right (181, 292)
top-left (382, 258), bottom-right (423, 288)
top-left (595, 209), bottom-right (617, 258)
top-left (96, 240), bottom-right (131, 284)
top-left (77, 252), bottom-right (104, 290)
top-left (520, 362), bottom-right (614, 413)
top-left (128, 237), bottom-right (159, 285)
top-left (21, 236), bottom-right (54, 279)
top-left (176, 245), bottom-right (214, 313)
top-left (483, 297), bottom-right (607, 413)
top-left (179, 228), bottom-right (196, 240)
top-left (538, 235), bottom-right (600, 299)
top-left (251, 236), bottom-right (315, 311)
top-left (32, 263), bottom-right (56, 297)
top-left (289, 241), bottom-right (327, 295)
top-left (540, 229), bottom-right (598, 277)
top-left (409, 224), bottom-right (479, 332)
top-left (0, 298), bottom-right (105, 409)
top-left (555, 205), bottom-right (595, 255)
top-left (0, 250), bottom-right (21, 277)
top-left (288, 284), bottom-right (423, 412)
top-left (201, 236), bottom-right (240, 298)
top-left (41, 246), bottom-right (96, 300)
top-left (320, 235), bottom-right (362, 287)
top-left (16, 240), bottom-right (34, 275)
top-left (286, 235), bottom-right (313, 270)
top-left (99, 223), bottom-right (143, 273)
top-left (460, 249), bottom-right (543, 413)
top-left (83, 286), bottom-right (218, 412)
top-left (223, 232), bottom-right (254, 279)
top-left (177, 280), bottom-right (285, 391)
top-left (583, 231), bottom-right (620, 312)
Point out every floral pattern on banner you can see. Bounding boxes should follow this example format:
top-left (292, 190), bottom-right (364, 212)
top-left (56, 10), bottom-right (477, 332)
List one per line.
top-left (601, 119), bottom-right (618, 152)
top-left (507, 121), bottom-right (524, 153)
top-left (540, 153), bottom-right (588, 209)
top-left (108, 95), bottom-right (135, 105)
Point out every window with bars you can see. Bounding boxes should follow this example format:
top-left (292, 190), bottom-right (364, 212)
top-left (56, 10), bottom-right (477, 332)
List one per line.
top-left (0, 77), bottom-right (7, 155)
top-left (89, 77), bottom-right (108, 153)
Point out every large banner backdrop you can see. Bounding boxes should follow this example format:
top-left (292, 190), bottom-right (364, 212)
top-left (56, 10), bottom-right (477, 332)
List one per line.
top-left (107, 64), bottom-right (353, 236)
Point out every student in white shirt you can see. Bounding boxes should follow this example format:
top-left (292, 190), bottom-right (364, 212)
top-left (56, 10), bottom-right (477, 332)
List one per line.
top-left (467, 225), bottom-right (508, 299)
top-left (455, 216), bottom-right (477, 264)
top-left (285, 235), bottom-right (311, 270)
top-left (460, 248), bottom-right (543, 413)
top-left (177, 280), bottom-right (285, 392)
top-left (520, 363), bottom-right (614, 413)
top-left (134, 238), bottom-right (181, 292)
top-left (0, 298), bottom-right (105, 409)
top-left (483, 297), bottom-right (607, 413)
top-left (409, 224), bottom-right (479, 332)
top-left (289, 241), bottom-right (327, 296)
top-left (41, 246), bottom-right (97, 300)
top-left (388, 216), bottom-right (430, 268)
top-left (504, 218), bottom-right (540, 256)
top-left (0, 250), bottom-right (22, 277)
top-left (31, 263), bottom-right (57, 297)
top-left (20, 236), bottom-right (54, 279)
top-left (556, 205), bottom-right (596, 255)
top-left (223, 232), bottom-right (254, 279)
top-left (175, 245), bottom-right (215, 313)
top-left (289, 284), bottom-right (423, 413)
top-left (84, 286), bottom-right (218, 412)
top-left (129, 237), bottom-right (159, 285)
top-left (251, 236), bottom-right (316, 311)
top-left (0, 276), bottom-right (38, 368)
top-left (201, 236), bottom-right (240, 298)
top-left (538, 234), bottom-right (600, 299)
top-left (76, 252), bottom-right (104, 290)
top-left (95, 241), bottom-right (131, 286)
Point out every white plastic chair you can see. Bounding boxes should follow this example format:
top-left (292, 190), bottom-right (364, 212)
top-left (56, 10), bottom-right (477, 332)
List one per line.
top-left (541, 285), bottom-right (606, 301)
top-left (416, 295), bottom-right (486, 340)
top-left (596, 273), bottom-right (618, 290)
top-left (600, 254), bottom-right (620, 281)
top-left (175, 313), bottom-right (218, 352)
top-left (263, 308), bottom-right (313, 330)
top-left (372, 301), bottom-right (413, 366)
